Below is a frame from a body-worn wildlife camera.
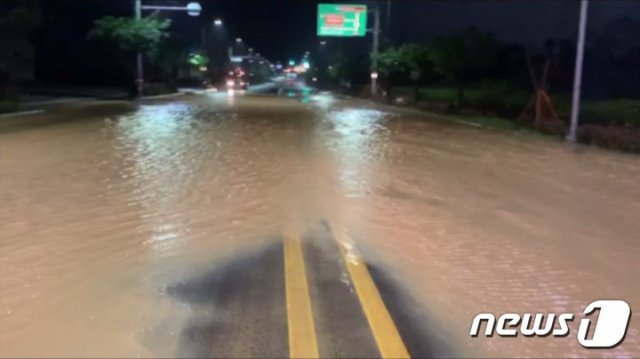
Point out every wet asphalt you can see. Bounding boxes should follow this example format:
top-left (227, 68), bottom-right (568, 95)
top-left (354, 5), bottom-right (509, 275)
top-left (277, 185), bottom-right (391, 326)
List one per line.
top-left (166, 220), bottom-right (450, 358)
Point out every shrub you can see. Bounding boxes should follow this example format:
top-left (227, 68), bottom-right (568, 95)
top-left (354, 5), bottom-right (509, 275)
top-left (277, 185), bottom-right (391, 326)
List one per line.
top-left (419, 87), bottom-right (457, 102)
top-left (552, 94), bottom-right (571, 119)
top-left (0, 99), bottom-right (19, 114)
top-left (581, 100), bottom-right (640, 127)
top-left (0, 87), bottom-right (20, 114)
top-left (419, 82), bottom-right (529, 116)
top-left (465, 80), bottom-right (529, 116)
top-left (577, 125), bottom-right (640, 153)
top-left (143, 82), bottom-right (177, 96)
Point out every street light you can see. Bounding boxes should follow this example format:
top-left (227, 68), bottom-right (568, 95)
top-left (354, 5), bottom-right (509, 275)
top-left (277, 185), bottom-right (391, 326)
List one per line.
top-left (236, 38), bottom-right (243, 43)
top-left (134, 0), bottom-right (201, 98)
top-left (320, 41), bottom-right (327, 46)
top-left (185, 2), bottom-right (201, 16)
top-left (214, 18), bottom-right (222, 26)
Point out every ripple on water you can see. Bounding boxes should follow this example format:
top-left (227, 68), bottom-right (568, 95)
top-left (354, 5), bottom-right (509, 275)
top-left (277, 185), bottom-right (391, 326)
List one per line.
top-left (1, 96), bottom-right (638, 357)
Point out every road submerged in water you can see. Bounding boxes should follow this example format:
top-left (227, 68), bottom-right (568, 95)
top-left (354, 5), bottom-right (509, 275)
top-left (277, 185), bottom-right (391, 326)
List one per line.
top-left (0, 90), bottom-right (639, 358)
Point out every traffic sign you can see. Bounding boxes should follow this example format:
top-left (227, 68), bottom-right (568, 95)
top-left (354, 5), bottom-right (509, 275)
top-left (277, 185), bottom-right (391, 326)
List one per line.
top-left (317, 4), bottom-right (367, 37)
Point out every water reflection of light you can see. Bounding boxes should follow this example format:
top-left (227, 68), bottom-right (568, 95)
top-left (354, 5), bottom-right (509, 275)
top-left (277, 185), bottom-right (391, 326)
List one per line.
top-left (310, 92), bottom-right (335, 109)
top-left (302, 89), bottom-right (311, 104)
top-left (131, 104), bottom-right (189, 135)
top-left (115, 103), bottom-right (195, 255)
top-left (328, 109), bottom-right (389, 197)
top-left (144, 224), bottom-right (181, 252)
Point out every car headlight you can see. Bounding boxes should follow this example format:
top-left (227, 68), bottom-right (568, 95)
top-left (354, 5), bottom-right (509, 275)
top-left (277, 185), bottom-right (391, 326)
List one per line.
top-left (226, 80), bottom-right (235, 87)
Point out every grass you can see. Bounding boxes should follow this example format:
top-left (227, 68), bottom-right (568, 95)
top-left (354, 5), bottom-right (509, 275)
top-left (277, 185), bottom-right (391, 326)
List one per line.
top-left (418, 87), bottom-right (458, 102)
top-left (417, 82), bottom-right (530, 117)
top-left (582, 99), bottom-right (640, 127)
top-left (458, 115), bottom-right (523, 131)
top-left (385, 82), bottom-right (639, 152)
top-left (0, 99), bottom-right (19, 114)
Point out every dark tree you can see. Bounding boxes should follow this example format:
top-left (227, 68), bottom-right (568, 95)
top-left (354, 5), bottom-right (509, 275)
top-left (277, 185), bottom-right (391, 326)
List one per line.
top-left (0, 0), bottom-right (40, 87)
top-left (427, 28), bottom-right (498, 108)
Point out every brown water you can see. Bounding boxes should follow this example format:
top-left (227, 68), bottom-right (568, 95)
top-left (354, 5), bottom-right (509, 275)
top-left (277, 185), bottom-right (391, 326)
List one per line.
top-left (1, 94), bottom-right (638, 358)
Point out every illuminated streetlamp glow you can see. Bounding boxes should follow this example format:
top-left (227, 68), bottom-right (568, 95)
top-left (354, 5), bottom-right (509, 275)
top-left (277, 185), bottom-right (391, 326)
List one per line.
top-left (186, 2), bottom-right (201, 16)
top-left (214, 18), bottom-right (222, 26)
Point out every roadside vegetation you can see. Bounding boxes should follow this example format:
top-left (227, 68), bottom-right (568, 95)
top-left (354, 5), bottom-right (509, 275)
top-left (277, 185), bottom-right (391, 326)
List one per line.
top-left (0, 0), bottom-right (40, 113)
top-left (318, 18), bottom-right (640, 153)
top-left (0, 1), bottom-right (206, 107)
top-left (87, 16), bottom-right (181, 97)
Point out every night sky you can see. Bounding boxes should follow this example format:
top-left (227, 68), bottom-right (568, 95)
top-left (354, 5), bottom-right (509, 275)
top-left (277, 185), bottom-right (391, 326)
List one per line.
top-left (35, 0), bottom-right (640, 84)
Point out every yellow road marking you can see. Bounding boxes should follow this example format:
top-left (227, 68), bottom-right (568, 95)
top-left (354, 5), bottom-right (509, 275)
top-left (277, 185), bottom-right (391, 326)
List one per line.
top-left (284, 234), bottom-right (319, 359)
top-left (329, 223), bottom-right (411, 359)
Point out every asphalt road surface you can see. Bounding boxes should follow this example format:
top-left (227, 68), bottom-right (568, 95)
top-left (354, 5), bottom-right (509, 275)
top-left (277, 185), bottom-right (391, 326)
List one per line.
top-left (1, 85), bottom-right (639, 358)
top-left (170, 220), bottom-right (435, 358)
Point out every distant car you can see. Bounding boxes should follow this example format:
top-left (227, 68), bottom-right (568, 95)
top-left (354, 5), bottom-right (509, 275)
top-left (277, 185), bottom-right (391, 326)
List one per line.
top-left (226, 77), bottom-right (248, 91)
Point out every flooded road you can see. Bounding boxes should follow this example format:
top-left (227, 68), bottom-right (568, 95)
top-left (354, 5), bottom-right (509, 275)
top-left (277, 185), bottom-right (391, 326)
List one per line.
top-left (1, 91), bottom-right (639, 358)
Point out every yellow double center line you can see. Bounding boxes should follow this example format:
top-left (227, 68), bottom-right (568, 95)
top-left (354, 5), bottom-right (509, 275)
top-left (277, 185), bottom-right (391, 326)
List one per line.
top-left (284, 233), bottom-right (319, 358)
top-left (283, 227), bottom-right (410, 359)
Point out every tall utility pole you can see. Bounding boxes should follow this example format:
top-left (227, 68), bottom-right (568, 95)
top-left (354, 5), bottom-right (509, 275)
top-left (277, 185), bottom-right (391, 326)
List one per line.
top-left (567, 0), bottom-right (589, 142)
top-left (370, 7), bottom-right (380, 96)
top-left (135, 0), bottom-right (143, 97)
top-left (385, 0), bottom-right (391, 36)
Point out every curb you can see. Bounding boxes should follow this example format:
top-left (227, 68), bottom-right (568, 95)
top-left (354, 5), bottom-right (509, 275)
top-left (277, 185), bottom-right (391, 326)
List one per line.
top-left (21, 98), bottom-right (94, 107)
top-left (0, 109), bottom-right (45, 119)
top-left (140, 92), bottom-right (184, 100)
top-left (333, 92), bottom-right (494, 130)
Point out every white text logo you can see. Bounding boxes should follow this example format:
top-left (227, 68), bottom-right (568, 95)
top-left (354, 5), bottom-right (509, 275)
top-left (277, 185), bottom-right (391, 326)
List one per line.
top-left (470, 300), bottom-right (631, 349)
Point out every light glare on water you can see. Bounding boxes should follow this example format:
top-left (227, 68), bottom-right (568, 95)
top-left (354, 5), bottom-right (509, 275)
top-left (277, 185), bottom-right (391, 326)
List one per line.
top-left (0, 95), bottom-right (638, 357)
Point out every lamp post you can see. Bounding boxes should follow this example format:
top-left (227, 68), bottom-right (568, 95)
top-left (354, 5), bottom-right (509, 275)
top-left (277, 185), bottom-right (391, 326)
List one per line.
top-left (133, 1), bottom-right (201, 98)
top-left (368, 7), bottom-right (381, 96)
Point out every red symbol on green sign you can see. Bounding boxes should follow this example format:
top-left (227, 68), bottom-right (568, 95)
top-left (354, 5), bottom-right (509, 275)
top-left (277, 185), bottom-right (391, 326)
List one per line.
top-left (325, 14), bottom-right (345, 26)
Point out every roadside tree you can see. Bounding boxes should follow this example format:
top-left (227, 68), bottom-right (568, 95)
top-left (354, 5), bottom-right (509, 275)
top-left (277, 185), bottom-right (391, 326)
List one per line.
top-left (427, 27), bottom-right (497, 108)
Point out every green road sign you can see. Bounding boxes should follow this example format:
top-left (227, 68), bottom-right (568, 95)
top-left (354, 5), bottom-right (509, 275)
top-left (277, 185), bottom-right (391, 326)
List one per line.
top-left (317, 4), bottom-right (367, 37)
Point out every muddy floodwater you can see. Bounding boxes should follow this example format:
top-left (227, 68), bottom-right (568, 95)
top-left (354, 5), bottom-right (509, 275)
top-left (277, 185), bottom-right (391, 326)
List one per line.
top-left (1, 93), bottom-right (639, 358)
